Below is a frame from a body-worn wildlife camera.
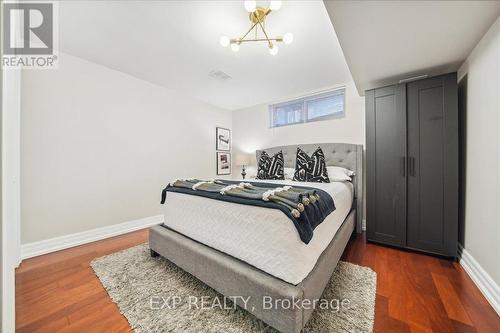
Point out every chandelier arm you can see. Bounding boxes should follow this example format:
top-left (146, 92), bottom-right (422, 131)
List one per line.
top-left (257, 20), bottom-right (272, 48)
top-left (239, 21), bottom-right (260, 42)
top-left (239, 38), bottom-right (282, 43)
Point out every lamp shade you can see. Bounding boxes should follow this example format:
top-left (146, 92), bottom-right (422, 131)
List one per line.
top-left (235, 154), bottom-right (251, 166)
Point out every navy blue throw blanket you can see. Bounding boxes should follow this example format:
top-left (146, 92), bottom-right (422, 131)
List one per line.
top-left (160, 180), bottom-right (335, 244)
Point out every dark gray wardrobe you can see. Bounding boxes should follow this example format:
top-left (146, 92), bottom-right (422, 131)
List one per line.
top-left (366, 73), bottom-right (458, 258)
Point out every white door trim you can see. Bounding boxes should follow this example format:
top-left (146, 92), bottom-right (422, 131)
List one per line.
top-left (2, 67), bottom-right (22, 333)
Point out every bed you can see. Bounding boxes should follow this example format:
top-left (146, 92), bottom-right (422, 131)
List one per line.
top-left (149, 143), bottom-right (363, 333)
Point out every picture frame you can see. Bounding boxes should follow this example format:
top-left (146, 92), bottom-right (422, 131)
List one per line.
top-left (216, 152), bottom-right (231, 175)
top-left (216, 127), bottom-right (231, 151)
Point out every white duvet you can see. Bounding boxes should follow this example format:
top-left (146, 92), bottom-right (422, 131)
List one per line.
top-left (161, 179), bottom-right (353, 285)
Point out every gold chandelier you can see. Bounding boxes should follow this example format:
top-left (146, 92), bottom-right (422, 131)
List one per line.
top-left (220, 1), bottom-right (293, 56)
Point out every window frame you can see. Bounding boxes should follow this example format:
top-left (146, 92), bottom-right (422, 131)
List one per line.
top-left (268, 87), bottom-right (346, 128)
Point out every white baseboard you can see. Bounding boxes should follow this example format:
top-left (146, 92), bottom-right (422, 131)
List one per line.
top-left (458, 244), bottom-right (500, 316)
top-left (362, 219), bottom-right (366, 231)
top-left (21, 215), bottom-right (164, 260)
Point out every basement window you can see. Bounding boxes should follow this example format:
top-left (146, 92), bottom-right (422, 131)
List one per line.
top-left (269, 87), bottom-right (346, 128)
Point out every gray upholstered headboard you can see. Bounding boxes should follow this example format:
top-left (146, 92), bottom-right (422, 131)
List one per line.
top-left (256, 143), bottom-right (363, 233)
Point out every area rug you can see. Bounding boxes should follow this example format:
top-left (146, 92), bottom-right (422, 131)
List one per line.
top-left (91, 244), bottom-right (376, 332)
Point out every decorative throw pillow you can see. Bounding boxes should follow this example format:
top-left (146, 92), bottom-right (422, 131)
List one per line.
top-left (293, 147), bottom-right (330, 183)
top-left (267, 151), bottom-right (285, 180)
top-left (256, 151), bottom-right (271, 179)
top-left (293, 148), bottom-right (310, 182)
top-left (257, 151), bottom-right (285, 180)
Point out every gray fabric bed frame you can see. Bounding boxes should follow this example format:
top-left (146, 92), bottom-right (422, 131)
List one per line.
top-left (149, 143), bottom-right (363, 333)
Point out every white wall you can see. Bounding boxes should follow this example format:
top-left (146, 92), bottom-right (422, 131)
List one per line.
top-left (232, 81), bottom-right (365, 162)
top-left (21, 53), bottom-right (231, 244)
top-left (458, 18), bottom-right (500, 287)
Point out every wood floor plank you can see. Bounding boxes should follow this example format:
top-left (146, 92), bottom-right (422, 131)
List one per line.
top-left (31, 316), bottom-right (69, 333)
top-left (431, 272), bottom-right (473, 326)
top-left (439, 260), bottom-right (500, 332)
top-left (374, 294), bottom-right (411, 333)
top-left (451, 319), bottom-right (478, 333)
top-left (15, 230), bottom-right (500, 332)
top-left (57, 302), bottom-right (120, 333)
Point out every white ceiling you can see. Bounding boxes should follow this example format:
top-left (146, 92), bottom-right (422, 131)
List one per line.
top-left (59, 1), bottom-right (352, 110)
top-left (324, 1), bottom-right (500, 95)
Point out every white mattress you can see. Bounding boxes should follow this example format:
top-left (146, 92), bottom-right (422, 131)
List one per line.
top-left (161, 179), bottom-right (354, 285)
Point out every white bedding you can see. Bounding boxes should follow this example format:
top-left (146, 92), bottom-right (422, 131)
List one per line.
top-left (161, 179), bottom-right (354, 285)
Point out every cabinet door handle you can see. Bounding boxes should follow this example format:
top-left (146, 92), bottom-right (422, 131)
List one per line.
top-left (409, 157), bottom-right (416, 177)
top-left (400, 156), bottom-right (406, 176)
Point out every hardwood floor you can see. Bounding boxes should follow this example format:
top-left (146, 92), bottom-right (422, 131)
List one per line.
top-left (16, 230), bottom-right (499, 332)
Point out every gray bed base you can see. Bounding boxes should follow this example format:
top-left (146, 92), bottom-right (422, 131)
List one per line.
top-left (149, 209), bottom-right (355, 333)
top-left (149, 143), bottom-right (363, 332)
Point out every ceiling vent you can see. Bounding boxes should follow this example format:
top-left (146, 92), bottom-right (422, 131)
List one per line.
top-left (209, 69), bottom-right (232, 81)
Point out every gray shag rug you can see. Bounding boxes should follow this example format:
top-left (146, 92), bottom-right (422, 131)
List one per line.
top-left (91, 244), bottom-right (376, 332)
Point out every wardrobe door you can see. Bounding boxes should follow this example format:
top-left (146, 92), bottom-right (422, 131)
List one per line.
top-left (366, 85), bottom-right (407, 246)
top-left (407, 73), bottom-right (458, 257)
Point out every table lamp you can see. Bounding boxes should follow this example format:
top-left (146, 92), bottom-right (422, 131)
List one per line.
top-left (235, 154), bottom-right (251, 179)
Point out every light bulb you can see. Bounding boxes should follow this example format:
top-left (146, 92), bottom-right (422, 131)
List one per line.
top-left (244, 0), bottom-right (256, 12)
top-left (283, 32), bottom-right (294, 44)
top-left (269, 44), bottom-right (279, 55)
top-left (220, 36), bottom-right (230, 47)
top-left (269, 0), bottom-right (282, 11)
top-left (231, 43), bottom-right (240, 52)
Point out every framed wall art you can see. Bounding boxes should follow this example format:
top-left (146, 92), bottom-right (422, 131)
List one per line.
top-left (216, 152), bottom-right (231, 175)
top-left (216, 127), bottom-right (231, 151)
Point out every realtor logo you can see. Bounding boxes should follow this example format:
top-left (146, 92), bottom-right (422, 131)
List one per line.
top-left (2, 1), bottom-right (58, 68)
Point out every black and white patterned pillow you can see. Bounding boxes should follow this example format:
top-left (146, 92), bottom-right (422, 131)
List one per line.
top-left (308, 147), bottom-right (330, 182)
top-left (257, 151), bottom-right (271, 179)
top-left (257, 151), bottom-right (284, 180)
top-left (293, 148), bottom-right (310, 182)
top-left (267, 151), bottom-right (285, 180)
top-left (293, 147), bottom-right (330, 183)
